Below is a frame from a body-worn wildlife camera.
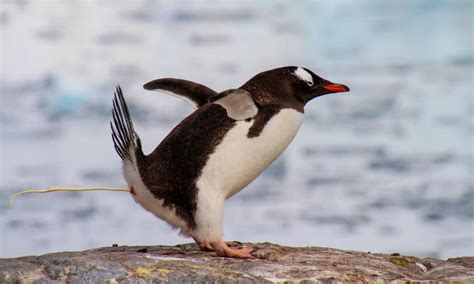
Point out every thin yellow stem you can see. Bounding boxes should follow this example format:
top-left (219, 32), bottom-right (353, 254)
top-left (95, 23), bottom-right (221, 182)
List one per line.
top-left (8, 187), bottom-right (129, 208)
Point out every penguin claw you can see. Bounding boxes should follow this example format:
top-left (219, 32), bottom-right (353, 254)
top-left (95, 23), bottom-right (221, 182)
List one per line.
top-left (199, 242), bottom-right (214, 252)
top-left (225, 241), bottom-right (242, 248)
top-left (193, 238), bottom-right (214, 252)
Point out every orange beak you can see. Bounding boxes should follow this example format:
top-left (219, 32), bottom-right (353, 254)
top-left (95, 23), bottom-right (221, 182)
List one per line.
top-left (321, 83), bottom-right (350, 93)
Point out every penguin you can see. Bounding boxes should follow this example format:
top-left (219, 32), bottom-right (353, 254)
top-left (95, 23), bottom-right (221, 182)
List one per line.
top-left (111, 66), bottom-right (349, 258)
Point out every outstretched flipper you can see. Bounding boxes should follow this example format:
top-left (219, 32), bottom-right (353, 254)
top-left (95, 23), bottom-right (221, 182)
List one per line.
top-left (143, 78), bottom-right (218, 108)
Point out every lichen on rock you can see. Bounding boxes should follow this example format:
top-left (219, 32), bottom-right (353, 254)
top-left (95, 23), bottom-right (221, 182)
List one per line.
top-left (0, 243), bottom-right (473, 283)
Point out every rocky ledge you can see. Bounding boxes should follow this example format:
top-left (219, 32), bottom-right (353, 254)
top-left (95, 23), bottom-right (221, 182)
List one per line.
top-left (0, 243), bottom-right (473, 283)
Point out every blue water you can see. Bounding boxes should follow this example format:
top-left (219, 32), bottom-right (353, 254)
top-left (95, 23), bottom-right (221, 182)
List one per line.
top-left (0, 0), bottom-right (472, 258)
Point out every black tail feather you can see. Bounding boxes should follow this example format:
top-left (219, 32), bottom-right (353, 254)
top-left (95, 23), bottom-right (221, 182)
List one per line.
top-left (111, 85), bottom-right (139, 161)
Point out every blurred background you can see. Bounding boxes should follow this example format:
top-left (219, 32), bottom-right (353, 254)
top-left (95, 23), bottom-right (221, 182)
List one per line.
top-left (0, 0), bottom-right (472, 258)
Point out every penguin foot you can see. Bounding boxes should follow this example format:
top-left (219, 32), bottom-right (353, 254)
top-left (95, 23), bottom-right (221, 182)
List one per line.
top-left (211, 240), bottom-right (253, 259)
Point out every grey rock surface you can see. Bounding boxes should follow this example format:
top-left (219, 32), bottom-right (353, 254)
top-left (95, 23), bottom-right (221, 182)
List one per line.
top-left (0, 243), bottom-right (473, 283)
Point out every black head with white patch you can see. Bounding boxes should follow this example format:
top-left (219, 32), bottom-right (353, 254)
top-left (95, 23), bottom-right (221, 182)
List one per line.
top-left (292, 66), bottom-right (350, 103)
top-left (240, 66), bottom-right (349, 112)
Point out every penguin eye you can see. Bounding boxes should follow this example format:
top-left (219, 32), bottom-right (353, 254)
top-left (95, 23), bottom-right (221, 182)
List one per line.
top-left (306, 80), bottom-right (314, 87)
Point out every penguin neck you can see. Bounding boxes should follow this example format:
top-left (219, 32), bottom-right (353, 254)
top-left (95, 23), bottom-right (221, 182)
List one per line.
top-left (240, 82), bottom-right (304, 113)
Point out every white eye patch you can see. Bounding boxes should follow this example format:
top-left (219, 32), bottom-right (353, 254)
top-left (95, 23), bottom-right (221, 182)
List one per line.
top-left (294, 67), bottom-right (314, 86)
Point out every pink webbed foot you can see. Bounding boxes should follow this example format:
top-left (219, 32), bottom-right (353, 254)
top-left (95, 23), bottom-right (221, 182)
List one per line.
top-left (211, 240), bottom-right (253, 259)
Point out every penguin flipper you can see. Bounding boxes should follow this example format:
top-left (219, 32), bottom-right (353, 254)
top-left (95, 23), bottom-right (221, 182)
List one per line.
top-left (143, 78), bottom-right (218, 108)
top-left (213, 89), bottom-right (258, 121)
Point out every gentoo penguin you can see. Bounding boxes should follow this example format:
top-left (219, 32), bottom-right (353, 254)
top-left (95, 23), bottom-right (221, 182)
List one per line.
top-left (111, 66), bottom-right (349, 258)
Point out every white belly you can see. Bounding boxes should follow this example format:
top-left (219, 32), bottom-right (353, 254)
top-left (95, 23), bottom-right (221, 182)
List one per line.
top-left (196, 108), bottom-right (304, 199)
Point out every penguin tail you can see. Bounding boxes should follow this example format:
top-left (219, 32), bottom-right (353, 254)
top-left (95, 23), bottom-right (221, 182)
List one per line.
top-left (111, 85), bottom-right (143, 163)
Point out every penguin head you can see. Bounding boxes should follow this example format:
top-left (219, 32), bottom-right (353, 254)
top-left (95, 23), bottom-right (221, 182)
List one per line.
top-left (291, 66), bottom-right (350, 104)
top-left (241, 66), bottom-right (349, 111)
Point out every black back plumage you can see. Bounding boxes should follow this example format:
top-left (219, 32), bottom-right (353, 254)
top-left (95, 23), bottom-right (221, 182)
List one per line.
top-left (139, 104), bottom-right (236, 228)
top-left (110, 85), bottom-right (236, 228)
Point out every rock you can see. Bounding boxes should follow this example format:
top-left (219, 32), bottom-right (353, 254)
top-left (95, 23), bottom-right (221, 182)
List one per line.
top-left (0, 243), bottom-right (472, 283)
